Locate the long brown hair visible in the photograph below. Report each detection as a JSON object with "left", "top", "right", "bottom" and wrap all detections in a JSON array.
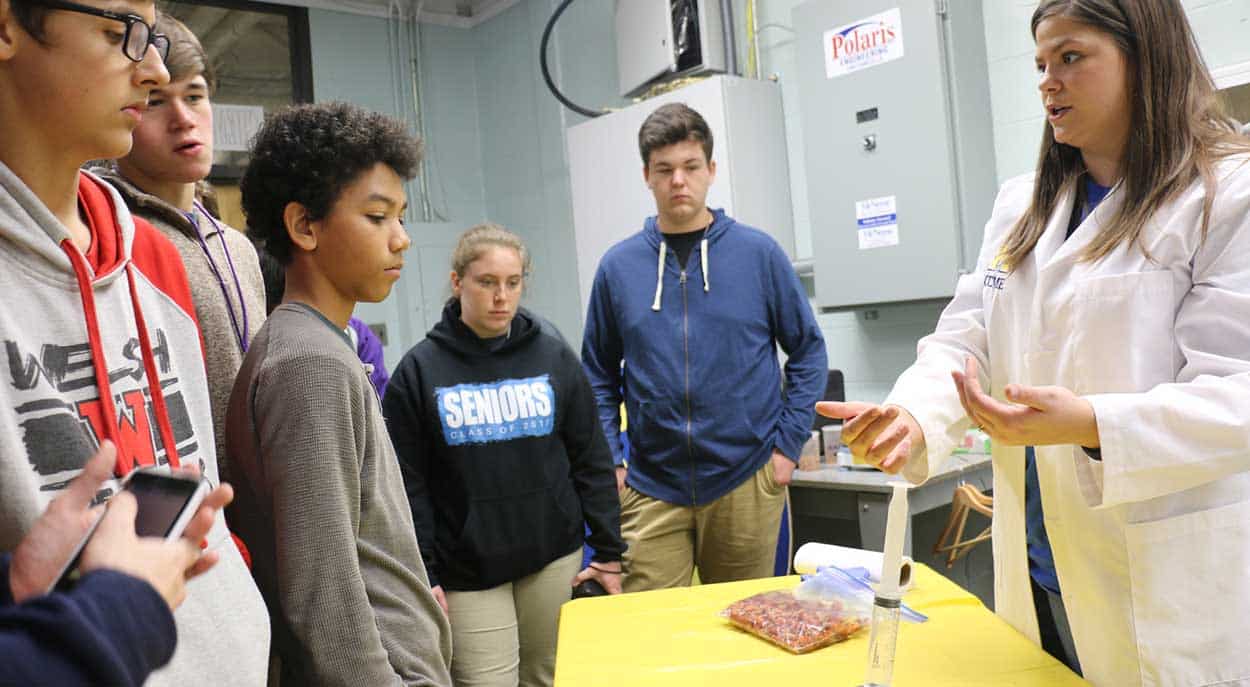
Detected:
[{"left": 999, "top": 0, "right": 1249, "bottom": 269}]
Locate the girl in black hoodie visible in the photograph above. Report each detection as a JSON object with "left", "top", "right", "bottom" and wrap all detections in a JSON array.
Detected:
[{"left": 382, "top": 224, "right": 624, "bottom": 687}]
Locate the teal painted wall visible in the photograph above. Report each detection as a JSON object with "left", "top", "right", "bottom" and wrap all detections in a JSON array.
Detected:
[
  {"left": 306, "top": 2, "right": 623, "bottom": 362},
  {"left": 307, "top": 0, "right": 1250, "bottom": 396},
  {"left": 308, "top": 10, "right": 484, "bottom": 366},
  {"left": 306, "top": 1, "right": 941, "bottom": 401}
]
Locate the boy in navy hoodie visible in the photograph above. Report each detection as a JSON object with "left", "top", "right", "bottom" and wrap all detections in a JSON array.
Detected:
[{"left": 581, "top": 103, "right": 827, "bottom": 591}]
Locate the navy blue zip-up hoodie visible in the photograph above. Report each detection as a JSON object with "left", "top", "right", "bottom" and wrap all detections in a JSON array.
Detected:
[{"left": 582, "top": 209, "right": 827, "bottom": 506}]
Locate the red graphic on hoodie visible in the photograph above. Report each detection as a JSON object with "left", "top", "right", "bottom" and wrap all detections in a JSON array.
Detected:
[
  {"left": 5, "top": 335, "right": 198, "bottom": 481},
  {"left": 77, "top": 389, "right": 158, "bottom": 474}
]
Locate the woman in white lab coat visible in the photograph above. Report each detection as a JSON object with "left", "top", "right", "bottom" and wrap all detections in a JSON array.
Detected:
[{"left": 819, "top": 1, "right": 1250, "bottom": 685}]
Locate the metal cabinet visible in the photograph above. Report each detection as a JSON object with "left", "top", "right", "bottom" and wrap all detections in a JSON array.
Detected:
[
  {"left": 567, "top": 75, "right": 794, "bottom": 319},
  {"left": 793, "top": 0, "right": 997, "bottom": 311},
  {"left": 614, "top": 0, "right": 727, "bottom": 97}
]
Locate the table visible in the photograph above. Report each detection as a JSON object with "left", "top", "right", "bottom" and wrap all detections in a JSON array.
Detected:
[
  {"left": 555, "top": 563, "right": 1087, "bottom": 686},
  {"left": 790, "top": 453, "right": 993, "bottom": 555}
]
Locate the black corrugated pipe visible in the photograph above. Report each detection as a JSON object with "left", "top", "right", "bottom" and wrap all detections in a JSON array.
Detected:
[{"left": 540, "top": 0, "right": 602, "bottom": 118}]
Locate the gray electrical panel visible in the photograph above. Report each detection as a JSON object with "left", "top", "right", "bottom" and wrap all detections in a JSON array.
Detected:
[
  {"left": 794, "top": 0, "right": 997, "bottom": 311},
  {"left": 615, "top": 0, "right": 726, "bottom": 97}
]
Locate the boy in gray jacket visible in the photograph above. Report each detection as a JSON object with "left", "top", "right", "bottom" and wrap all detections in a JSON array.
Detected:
[
  {"left": 92, "top": 13, "right": 266, "bottom": 481},
  {"left": 226, "top": 102, "right": 453, "bottom": 686}
]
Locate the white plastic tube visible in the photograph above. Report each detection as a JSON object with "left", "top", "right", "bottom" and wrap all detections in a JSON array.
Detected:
[{"left": 877, "top": 483, "right": 911, "bottom": 599}]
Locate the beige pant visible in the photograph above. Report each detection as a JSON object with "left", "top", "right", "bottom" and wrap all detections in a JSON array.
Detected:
[
  {"left": 444, "top": 548, "right": 582, "bottom": 687},
  {"left": 620, "top": 462, "right": 786, "bottom": 592}
]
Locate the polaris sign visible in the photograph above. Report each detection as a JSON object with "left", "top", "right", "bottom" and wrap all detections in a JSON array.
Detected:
[{"left": 823, "top": 7, "right": 905, "bottom": 79}]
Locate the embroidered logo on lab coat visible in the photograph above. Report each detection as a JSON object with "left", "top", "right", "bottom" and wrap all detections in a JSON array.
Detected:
[
  {"left": 435, "top": 375, "right": 555, "bottom": 446},
  {"left": 984, "top": 247, "right": 1011, "bottom": 291}
]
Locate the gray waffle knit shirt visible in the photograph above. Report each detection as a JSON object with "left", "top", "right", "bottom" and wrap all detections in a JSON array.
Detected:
[{"left": 225, "top": 303, "right": 453, "bottom": 686}]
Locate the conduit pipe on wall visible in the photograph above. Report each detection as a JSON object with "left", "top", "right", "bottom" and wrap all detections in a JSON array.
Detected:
[{"left": 719, "top": 0, "right": 738, "bottom": 75}]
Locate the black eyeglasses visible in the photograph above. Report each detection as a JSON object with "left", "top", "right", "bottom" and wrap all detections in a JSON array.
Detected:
[{"left": 28, "top": 0, "right": 170, "bottom": 63}]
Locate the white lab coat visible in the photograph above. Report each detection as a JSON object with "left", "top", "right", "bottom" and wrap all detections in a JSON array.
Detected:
[{"left": 885, "top": 155, "right": 1250, "bottom": 687}]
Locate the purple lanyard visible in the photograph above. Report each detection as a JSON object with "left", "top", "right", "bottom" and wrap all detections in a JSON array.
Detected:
[{"left": 188, "top": 202, "right": 250, "bottom": 353}]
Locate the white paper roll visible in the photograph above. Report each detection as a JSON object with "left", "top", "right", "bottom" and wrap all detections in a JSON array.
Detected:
[
  {"left": 878, "top": 483, "right": 910, "bottom": 597},
  {"left": 793, "top": 542, "right": 914, "bottom": 590}
]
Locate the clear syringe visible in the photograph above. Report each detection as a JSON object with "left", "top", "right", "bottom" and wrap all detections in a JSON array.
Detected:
[
  {"left": 860, "top": 482, "right": 910, "bottom": 687},
  {"left": 862, "top": 594, "right": 902, "bottom": 686}
]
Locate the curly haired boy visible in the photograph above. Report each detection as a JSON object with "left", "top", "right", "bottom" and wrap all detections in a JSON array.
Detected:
[{"left": 225, "top": 101, "right": 452, "bottom": 687}]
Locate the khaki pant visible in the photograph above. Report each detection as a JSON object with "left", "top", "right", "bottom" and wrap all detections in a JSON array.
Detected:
[
  {"left": 620, "top": 462, "right": 786, "bottom": 592},
  {"left": 444, "top": 548, "right": 582, "bottom": 687}
]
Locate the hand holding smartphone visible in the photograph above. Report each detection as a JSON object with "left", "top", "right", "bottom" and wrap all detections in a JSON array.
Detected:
[
  {"left": 124, "top": 470, "right": 212, "bottom": 540},
  {"left": 51, "top": 469, "right": 210, "bottom": 594}
]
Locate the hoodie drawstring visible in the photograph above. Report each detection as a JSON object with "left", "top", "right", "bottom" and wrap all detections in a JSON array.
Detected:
[
  {"left": 126, "top": 266, "right": 181, "bottom": 470},
  {"left": 651, "top": 241, "right": 667, "bottom": 311},
  {"left": 700, "top": 237, "right": 709, "bottom": 293},
  {"left": 652, "top": 236, "right": 713, "bottom": 311},
  {"left": 62, "top": 240, "right": 181, "bottom": 474}
]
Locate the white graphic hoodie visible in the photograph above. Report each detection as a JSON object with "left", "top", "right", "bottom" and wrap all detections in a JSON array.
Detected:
[{"left": 0, "top": 163, "right": 269, "bottom": 686}]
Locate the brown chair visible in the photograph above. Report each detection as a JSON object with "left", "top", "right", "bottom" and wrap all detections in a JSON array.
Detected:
[{"left": 934, "top": 484, "right": 993, "bottom": 568}]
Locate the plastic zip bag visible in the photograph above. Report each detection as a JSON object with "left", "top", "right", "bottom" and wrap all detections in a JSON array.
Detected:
[
  {"left": 721, "top": 571, "right": 872, "bottom": 653},
  {"left": 801, "top": 565, "right": 928, "bottom": 624}
]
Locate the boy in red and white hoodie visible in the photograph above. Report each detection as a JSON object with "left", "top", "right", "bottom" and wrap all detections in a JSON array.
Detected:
[{"left": 0, "top": 2, "right": 269, "bottom": 685}]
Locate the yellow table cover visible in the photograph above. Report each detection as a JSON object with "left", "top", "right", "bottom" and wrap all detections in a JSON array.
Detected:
[{"left": 556, "top": 563, "right": 1088, "bottom": 686}]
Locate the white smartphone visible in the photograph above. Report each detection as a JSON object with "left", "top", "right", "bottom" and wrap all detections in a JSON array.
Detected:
[{"left": 49, "top": 468, "right": 210, "bottom": 593}]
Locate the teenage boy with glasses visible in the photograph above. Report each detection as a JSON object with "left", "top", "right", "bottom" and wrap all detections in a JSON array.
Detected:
[
  {"left": 0, "top": 2, "right": 270, "bottom": 686},
  {"left": 23, "top": 0, "right": 170, "bottom": 62}
]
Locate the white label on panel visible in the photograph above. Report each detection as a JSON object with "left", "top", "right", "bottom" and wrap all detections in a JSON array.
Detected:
[
  {"left": 212, "top": 104, "right": 266, "bottom": 152},
  {"left": 856, "top": 195, "right": 899, "bottom": 250},
  {"left": 823, "top": 7, "right": 905, "bottom": 79}
]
